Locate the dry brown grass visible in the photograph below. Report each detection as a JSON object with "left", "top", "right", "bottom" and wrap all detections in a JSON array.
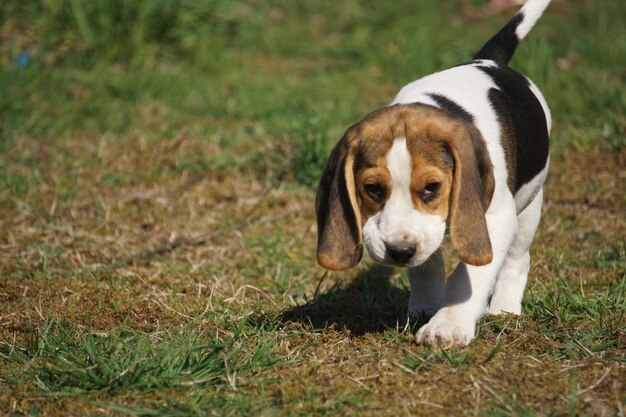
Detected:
[{"left": 1, "top": 126, "right": 624, "bottom": 416}]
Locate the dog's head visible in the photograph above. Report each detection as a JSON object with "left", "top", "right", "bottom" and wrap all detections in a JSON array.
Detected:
[{"left": 316, "top": 103, "right": 495, "bottom": 270}]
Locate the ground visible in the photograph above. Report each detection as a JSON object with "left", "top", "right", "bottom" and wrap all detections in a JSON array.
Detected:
[{"left": 0, "top": 0, "right": 624, "bottom": 416}]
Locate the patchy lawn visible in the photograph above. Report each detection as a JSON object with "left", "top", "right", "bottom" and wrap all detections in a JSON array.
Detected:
[{"left": 1, "top": 0, "right": 624, "bottom": 416}]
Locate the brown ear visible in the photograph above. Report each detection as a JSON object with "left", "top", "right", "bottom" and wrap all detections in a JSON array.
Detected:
[
  {"left": 447, "top": 126, "right": 495, "bottom": 266},
  {"left": 315, "top": 130, "right": 362, "bottom": 271}
]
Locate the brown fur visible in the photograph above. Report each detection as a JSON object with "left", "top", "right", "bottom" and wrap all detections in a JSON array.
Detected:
[
  {"left": 497, "top": 108, "right": 518, "bottom": 192},
  {"left": 316, "top": 128, "right": 363, "bottom": 271},
  {"left": 316, "top": 103, "right": 496, "bottom": 270},
  {"left": 444, "top": 123, "right": 495, "bottom": 265}
]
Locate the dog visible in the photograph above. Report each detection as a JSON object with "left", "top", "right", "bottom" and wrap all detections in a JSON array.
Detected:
[{"left": 315, "top": 0, "right": 551, "bottom": 346}]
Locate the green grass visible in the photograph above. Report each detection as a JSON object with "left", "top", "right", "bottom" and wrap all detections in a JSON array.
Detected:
[
  {"left": 1, "top": 0, "right": 625, "bottom": 416},
  {"left": 4, "top": 320, "right": 277, "bottom": 396},
  {"left": 523, "top": 277, "right": 625, "bottom": 361},
  {"left": 2, "top": 316, "right": 286, "bottom": 415}
]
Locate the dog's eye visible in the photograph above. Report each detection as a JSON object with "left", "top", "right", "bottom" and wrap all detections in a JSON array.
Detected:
[
  {"left": 421, "top": 182, "right": 440, "bottom": 202},
  {"left": 364, "top": 183, "right": 385, "bottom": 203}
]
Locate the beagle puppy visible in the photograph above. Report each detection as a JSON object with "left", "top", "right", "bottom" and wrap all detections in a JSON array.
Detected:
[{"left": 316, "top": 0, "right": 551, "bottom": 346}]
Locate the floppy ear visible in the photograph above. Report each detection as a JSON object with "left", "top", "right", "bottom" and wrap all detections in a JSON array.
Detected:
[
  {"left": 315, "top": 130, "right": 362, "bottom": 271},
  {"left": 447, "top": 126, "right": 495, "bottom": 266}
]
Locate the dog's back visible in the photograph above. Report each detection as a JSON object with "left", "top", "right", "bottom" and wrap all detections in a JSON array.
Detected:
[{"left": 392, "top": 0, "right": 551, "bottom": 213}]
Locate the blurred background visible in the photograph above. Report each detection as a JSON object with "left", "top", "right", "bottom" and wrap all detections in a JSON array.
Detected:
[{"left": 1, "top": 0, "right": 623, "bottom": 189}]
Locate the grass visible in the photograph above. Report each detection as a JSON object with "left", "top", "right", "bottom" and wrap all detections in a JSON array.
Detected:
[
  {"left": 5, "top": 320, "right": 277, "bottom": 395},
  {"left": 2, "top": 317, "right": 282, "bottom": 416},
  {"left": 1, "top": 0, "right": 625, "bottom": 415}
]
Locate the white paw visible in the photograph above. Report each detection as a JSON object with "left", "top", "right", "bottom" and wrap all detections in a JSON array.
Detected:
[{"left": 415, "top": 312, "right": 475, "bottom": 346}]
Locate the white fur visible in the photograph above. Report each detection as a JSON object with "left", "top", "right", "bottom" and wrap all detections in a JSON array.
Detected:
[
  {"left": 489, "top": 188, "right": 544, "bottom": 314},
  {"left": 389, "top": 54, "right": 549, "bottom": 347},
  {"left": 515, "top": 162, "right": 548, "bottom": 213},
  {"left": 363, "top": 139, "right": 446, "bottom": 267},
  {"left": 472, "top": 59, "right": 499, "bottom": 68},
  {"left": 416, "top": 188, "right": 519, "bottom": 346},
  {"left": 516, "top": 0, "right": 552, "bottom": 40}
]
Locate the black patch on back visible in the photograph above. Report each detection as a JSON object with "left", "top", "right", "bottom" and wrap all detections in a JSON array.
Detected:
[
  {"left": 478, "top": 65, "right": 549, "bottom": 192},
  {"left": 474, "top": 13, "right": 524, "bottom": 65},
  {"left": 428, "top": 93, "right": 474, "bottom": 123}
]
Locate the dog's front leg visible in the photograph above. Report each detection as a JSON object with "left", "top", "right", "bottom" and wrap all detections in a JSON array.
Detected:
[
  {"left": 408, "top": 249, "right": 445, "bottom": 317},
  {"left": 415, "top": 197, "right": 518, "bottom": 346}
]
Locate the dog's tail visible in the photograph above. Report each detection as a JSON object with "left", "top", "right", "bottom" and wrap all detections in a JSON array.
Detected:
[{"left": 473, "top": 0, "right": 551, "bottom": 65}]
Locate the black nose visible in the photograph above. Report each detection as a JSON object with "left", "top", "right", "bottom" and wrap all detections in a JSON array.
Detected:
[{"left": 386, "top": 243, "right": 416, "bottom": 264}]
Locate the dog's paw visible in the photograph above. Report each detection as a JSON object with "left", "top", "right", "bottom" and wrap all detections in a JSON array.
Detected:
[{"left": 415, "top": 311, "right": 475, "bottom": 346}]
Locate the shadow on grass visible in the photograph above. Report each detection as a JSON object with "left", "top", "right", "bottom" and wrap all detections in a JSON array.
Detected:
[{"left": 276, "top": 265, "right": 428, "bottom": 336}]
